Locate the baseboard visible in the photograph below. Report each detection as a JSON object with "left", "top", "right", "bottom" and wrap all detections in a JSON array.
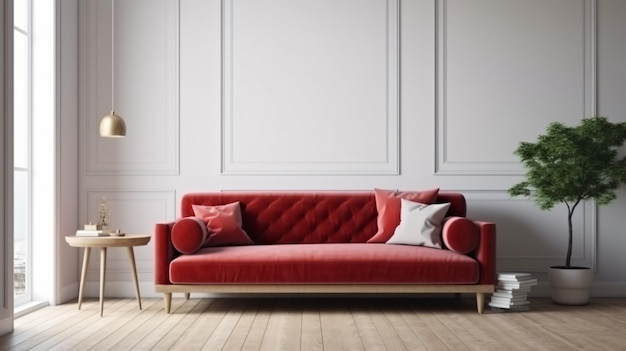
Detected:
[
  {"left": 590, "top": 281, "right": 626, "bottom": 297},
  {"left": 517, "top": 281, "right": 626, "bottom": 298},
  {"left": 82, "top": 281, "right": 161, "bottom": 298},
  {"left": 57, "top": 282, "right": 80, "bottom": 304},
  {"left": 76, "top": 281, "right": 626, "bottom": 299}
]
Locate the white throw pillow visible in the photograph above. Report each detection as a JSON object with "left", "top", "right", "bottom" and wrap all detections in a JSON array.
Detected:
[{"left": 386, "top": 198, "right": 451, "bottom": 248}]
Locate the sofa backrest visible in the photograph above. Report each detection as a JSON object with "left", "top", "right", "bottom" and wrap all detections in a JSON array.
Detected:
[{"left": 181, "top": 191, "right": 466, "bottom": 244}]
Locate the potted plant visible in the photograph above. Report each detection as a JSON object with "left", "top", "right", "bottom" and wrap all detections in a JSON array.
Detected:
[{"left": 508, "top": 116, "right": 626, "bottom": 305}]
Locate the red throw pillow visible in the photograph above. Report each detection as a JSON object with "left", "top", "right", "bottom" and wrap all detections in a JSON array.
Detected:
[
  {"left": 171, "top": 216, "right": 208, "bottom": 254},
  {"left": 367, "top": 187, "right": 440, "bottom": 243},
  {"left": 442, "top": 216, "right": 479, "bottom": 254},
  {"left": 192, "top": 201, "right": 254, "bottom": 246}
]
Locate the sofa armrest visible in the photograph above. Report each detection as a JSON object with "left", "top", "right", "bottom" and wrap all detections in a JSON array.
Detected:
[
  {"left": 472, "top": 221, "right": 496, "bottom": 285},
  {"left": 154, "top": 222, "right": 178, "bottom": 285}
]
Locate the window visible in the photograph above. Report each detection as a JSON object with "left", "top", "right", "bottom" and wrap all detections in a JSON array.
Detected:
[{"left": 13, "top": 0, "right": 31, "bottom": 307}]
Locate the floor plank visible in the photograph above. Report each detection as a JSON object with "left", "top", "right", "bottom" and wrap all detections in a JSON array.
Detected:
[
  {"left": 200, "top": 299, "right": 249, "bottom": 350},
  {"left": 39, "top": 299, "right": 136, "bottom": 351},
  {"left": 2, "top": 297, "right": 626, "bottom": 351},
  {"left": 410, "top": 303, "right": 470, "bottom": 351},
  {"left": 300, "top": 299, "right": 324, "bottom": 351},
  {"left": 259, "top": 299, "right": 302, "bottom": 351},
  {"left": 350, "top": 305, "right": 386, "bottom": 351},
  {"left": 221, "top": 300, "right": 258, "bottom": 351},
  {"left": 367, "top": 304, "right": 412, "bottom": 350},
  {"left": 240, "top": 300, "right": 271, "bottom": 351},
  {"left": 131, "top": 297, "right": 207, "bottom": 350},
  {"left": 319, "top": 300, "right": 364, "bottom": 351},
  {"left": 150, "top": 298, "right": 216, "bottom": 351}
]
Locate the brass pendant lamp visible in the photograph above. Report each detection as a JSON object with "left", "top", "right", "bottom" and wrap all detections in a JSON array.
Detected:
[{"left": 99, "top": 0, "right": 126, "bottom": 137}]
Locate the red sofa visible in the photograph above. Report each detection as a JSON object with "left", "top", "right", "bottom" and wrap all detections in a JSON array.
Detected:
[{"left": 154, "top": 191, "right": 496, "bottom": 313}]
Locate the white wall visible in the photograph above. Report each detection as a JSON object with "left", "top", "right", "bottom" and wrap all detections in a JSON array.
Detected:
[{"left": 60, "top": 0, "right": 626, "bottom": 300}]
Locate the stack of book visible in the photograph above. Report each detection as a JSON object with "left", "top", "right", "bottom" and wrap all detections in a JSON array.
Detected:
[
  {"left": 76, "top": 223, "right": 110, "bottom": 237},
  {"left": 489, "top": 272, "right": 537, "bottom": 311},
  {"left": 75, "top": 229, "right": 110, "bottom": 237}
]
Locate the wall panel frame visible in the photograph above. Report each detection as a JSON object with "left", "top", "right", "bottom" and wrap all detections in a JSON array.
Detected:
[
  {"left": 83, "top": 0, "right": 180, "bottom": 175},
  {"left": 81, "top": 190, "right": 176, "bottom": 283},
  {"left": 435, "top": 0, "right": 596, "bottom": 175},
  {"left": 222, "top": 0, "right": 399, "bottom": 175}
]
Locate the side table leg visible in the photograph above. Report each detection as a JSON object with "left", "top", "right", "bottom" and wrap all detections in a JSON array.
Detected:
[
  {"left": 99, "top": 247, "right": 107, "bottom": 317},
  {"left": 77, "top": 247, "right": 91, "bottom": 310},
  {"left": 127, "top": 246, "right": 142, "bottom": 310}
]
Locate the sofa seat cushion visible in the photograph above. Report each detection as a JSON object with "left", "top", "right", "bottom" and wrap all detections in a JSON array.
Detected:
[{"left": 169, "top": 243, "right": 479, "bottom": 284}]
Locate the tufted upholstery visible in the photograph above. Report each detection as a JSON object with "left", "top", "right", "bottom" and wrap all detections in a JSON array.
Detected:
[{"left": 180, "top": 192, "right": 466, "bottom": 244}]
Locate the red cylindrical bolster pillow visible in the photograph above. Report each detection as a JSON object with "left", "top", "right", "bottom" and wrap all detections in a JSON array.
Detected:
[
  {"left": 171, "top": 216, "right": 208, "bottom": 254},
  {"left": 442, "top": 216, "right": 479, "bottom": 254}
]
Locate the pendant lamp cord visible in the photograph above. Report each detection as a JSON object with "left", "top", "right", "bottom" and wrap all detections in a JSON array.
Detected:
[{"left": 111, "top": 0, "right": 115, "bottom": 110}]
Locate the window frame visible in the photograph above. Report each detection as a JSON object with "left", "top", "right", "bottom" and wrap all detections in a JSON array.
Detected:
[{"left": 12, "top": 0, "right": 32, "bottom": 308}]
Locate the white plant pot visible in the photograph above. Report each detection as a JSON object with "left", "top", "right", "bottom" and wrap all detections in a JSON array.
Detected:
[{"left": 548, "top": 266, "right": 593, "bottom": 305}]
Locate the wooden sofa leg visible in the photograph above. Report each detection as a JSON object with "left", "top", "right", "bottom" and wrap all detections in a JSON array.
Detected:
[
  {"left": 184, "top": 293, "right": 190, "bottom": 300},
  {"left": 476, "top": 293, "right": 485, "bottom": 314},
  {"left": 163, "top": 292, "right": 172, "bottom": 313}
]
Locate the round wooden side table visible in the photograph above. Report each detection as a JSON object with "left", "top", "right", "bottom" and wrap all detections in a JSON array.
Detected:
[{"left": 65, "top": 235, "right": 151, "bottom": 316}]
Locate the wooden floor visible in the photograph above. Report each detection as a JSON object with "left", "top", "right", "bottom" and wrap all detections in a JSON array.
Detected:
[{"left": 1, "top": 296, "right": 625, "bottom": 350}]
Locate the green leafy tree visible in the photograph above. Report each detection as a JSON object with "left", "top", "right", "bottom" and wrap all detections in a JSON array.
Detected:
[{"left": 509, "top": 117, "right": 626, "bottom": 267}]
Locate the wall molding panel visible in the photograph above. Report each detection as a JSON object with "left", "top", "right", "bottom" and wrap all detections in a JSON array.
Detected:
[
  {"left": 83, "top": 190, "right": 176, "bottom": 281},
  {"left": 83, "top": 0, "right": 180, "bottom": 175},
  {"left": 435, "top": 0, "right": 596, "bottom": 175},
  {"left": 463, "top": 190, "right": 596, "bottom": 273},
  {"left": 222, "top": 0, "right": 399, "bottom": 175},
  {"left": 84, "top": 189, "right": 176, "bottom": 233}
]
